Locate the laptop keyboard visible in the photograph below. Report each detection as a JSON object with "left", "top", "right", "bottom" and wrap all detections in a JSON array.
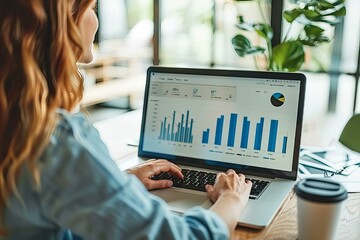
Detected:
[{"left": 151, "top": 169, "right": 270, "bottom": 200}]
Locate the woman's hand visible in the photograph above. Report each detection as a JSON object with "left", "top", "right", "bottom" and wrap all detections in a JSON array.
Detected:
[
  {"left": 206, "top": 169, "right": 252, "bottom": 232},
  {"left": 126, "top": 159, "right": 183, "bottom": 190},
  {"left": 206, "top": 169, "right": 252, "bottom": 208}
]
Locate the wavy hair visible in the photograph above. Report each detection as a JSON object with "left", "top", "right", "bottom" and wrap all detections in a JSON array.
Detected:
[{"left": 0, "top": 0, "right": 94, "bottom": 234}]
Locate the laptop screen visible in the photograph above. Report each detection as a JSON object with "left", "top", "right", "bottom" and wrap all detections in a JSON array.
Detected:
[{"left": 139, "top": 67, "right": 306, "bottom": 180}]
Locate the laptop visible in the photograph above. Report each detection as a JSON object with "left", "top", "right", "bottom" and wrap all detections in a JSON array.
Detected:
[{"left": 134, "top": 66, "right": 306, "bottom": 229}]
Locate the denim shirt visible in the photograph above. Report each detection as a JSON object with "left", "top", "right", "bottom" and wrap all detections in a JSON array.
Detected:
[{"left": 3, "top": 110, "right": 229, "bottom": 240}]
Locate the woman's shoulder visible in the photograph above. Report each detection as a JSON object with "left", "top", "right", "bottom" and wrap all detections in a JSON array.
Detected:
[
  {"left": 55, "top": 108, "right": 92, "bottom": 136},
  {"left": 38, "top": 108, "right": 124, "bottom": 187},
  {"left": 39, "top": 109, "right": 112, "bottom": 171},
  {"left": 51, "top": 109, "right": 104, "bottom": 149}
]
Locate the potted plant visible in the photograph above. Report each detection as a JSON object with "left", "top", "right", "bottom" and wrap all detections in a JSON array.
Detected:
[{"left": 231, "top": 0, "right": 346, "bottom": 72}]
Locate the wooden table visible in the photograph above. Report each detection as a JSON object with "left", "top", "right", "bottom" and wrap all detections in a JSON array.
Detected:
[{"left": 94, "top": 110, "right": 360, "bottom": 240}]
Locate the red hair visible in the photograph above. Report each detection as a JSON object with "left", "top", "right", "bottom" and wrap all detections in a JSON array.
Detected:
[{"left": 0, "top": 0, "right": 94, "bottom": 234}]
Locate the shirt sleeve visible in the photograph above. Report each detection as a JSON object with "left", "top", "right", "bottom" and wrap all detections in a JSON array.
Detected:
[{"left": 38, "top": 112, "right": 229, "bottom": 240}]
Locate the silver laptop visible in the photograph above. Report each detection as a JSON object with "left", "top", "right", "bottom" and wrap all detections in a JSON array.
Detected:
[{"left": 135, "top": 66, "right": 306, "bottom": 229}]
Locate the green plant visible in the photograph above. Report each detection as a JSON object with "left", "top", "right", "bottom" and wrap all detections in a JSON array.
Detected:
[{"left": 231, "top": 0, "right": 346, "bottom": 72}]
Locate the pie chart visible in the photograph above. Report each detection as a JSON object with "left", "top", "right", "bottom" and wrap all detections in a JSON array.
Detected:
[{"left": 271, "top": 93, "right": 285, "bottom": 107}]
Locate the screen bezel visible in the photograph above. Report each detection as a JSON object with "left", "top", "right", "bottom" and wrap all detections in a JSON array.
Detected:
[{"left": 138, "top": 66, "right": 306, "bottom": 180}]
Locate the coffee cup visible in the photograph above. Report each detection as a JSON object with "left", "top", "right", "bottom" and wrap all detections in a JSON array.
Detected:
[{"left": 295, "top": 177, "right": 348, "bottom": 240}]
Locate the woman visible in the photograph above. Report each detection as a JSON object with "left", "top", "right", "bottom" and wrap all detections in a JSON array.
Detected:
[{"left": 0, "top": 0, "right": 252, "bottom": 239}]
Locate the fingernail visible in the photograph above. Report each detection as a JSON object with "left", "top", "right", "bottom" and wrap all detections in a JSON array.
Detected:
[{"left": 167, "top": 181, "right": 173, "bottom": 187}]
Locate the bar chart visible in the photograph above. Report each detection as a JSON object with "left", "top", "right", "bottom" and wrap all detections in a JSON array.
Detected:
[
  {"left": 158, "top": 110, "right": 194, "bottom": 143},
  {"left": 157, "top": 110, "right": 288, "bottom": 154},
  {"left": 202, "top": 113, "right": 288, "bottom": 154}
]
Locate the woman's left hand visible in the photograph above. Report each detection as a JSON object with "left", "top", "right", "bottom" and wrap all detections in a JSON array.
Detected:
[{"left": 126, "top": 159, "right": 183, "bottom": 190}]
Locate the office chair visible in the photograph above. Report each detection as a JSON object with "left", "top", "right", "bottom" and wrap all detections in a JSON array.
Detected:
[{"left": 339, "top": 113, "right": 360, "bottom": 153}]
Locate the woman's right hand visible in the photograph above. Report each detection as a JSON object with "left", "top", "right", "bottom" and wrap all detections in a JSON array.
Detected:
[{"left": 206, "top": 169, "right": 252, "bottom": 212}]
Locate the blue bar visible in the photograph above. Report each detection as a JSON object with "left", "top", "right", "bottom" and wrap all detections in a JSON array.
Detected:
[
  {"left": 184, "top": 111, "right": 189, "bottom": 143},
  {"left": 163, "top": 117, "right": 167, "bottom": 140},
  {"left": 282, "top": 136, "right": 288, "bottom": 154},
  {"left": 227, "top": 113, "right": 238, "bottom": 147},
  {"left": 254, "top": 117, "right": 264, "bottom": 150},
  {"left": 180, "top": 114, "right": 184, "bottom": 142},
  {"left": 167, "top": 123, "right": 171, "bottom": 140},
  {"left": 202, "top": 128, "right": 210, "bottom": 144},
  {"left": 246, "top": 121, "right": 250, "bottom": 147},
  {"left": 175, "top": 123, "right": 180, "bottom": 142},
  {"left": 268, "top": 120, "right": 278, "bottom": 152},
  {"left": 214, "top": 115, "right": 224, "bottom": 145},
  {"left": 240, "top": 117, "right": 250, "bottom": 149},
  {"left": 189, "top": 119, "right": 194, "bottom": 143},
  {"left": 171, "top": 111, "right": 175, "bottom": 141},
  {"left": 159, "top": 122, "right": 163, "bottom": 140}
]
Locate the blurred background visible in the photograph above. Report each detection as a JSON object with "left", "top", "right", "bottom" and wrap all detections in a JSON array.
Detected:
[{"left": 80, "top": 0, "right": 360, "bottom": 148}]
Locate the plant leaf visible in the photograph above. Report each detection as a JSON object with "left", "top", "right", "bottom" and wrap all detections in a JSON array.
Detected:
[
  {"left": 231, "top": 35, "right": 265, "bottom": 57},
  {"left": 283, "top": 9, "right": 303, "bottom": 23},
  {"left": 307, "top": 17, "right": 341, "bottom": 25},
  {"left": 291, "top": 0, "right": 345, "bottom": 6},
  {"left": 271, "top": 41, "right": 305, "bottom": 72},
  {"left": 300, "top": 25, "right": 329, "bottom": 46},
  {"left": 303, "top": 9, "right": 321, "bottom": 19},
  {"left": 254, "top": 23, "right": 273, "bottom": 40},
  {"left": 304, "top": 24, "right": 324, "bottom": 36},
  {"left": 318, "top": 0, "right": 346, "bottom": 8},
  {"left": 323, "top": 6, "right": 346, "bottom": 17},
  {"left": 235, "top": 21, "right": 256, "bottom": 32},
  {"left": 285, "top": 0, "right": 346, "bottom": 25},
  {"left": 299, "top": 36, "right": 329, "bottom": 46},
  {"left": 317, "top": 0, "right": 336, "bottom": 10},
  {"left": 235, "top": 19, "right": 273, "bottom": 41}
]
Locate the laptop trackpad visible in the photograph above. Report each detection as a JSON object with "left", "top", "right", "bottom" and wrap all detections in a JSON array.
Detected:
[{"left": 151, "top": 188, "right": 211, "bottom": 213}]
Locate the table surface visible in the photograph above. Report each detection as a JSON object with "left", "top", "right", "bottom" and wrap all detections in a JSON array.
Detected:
[{"left": 94, "top": 109, "right": 360, "bottom": 240}]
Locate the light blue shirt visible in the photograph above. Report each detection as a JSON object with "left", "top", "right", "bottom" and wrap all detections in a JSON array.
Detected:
[{"left": 3, "top": 110, "right": 229, "bottom": 240}]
